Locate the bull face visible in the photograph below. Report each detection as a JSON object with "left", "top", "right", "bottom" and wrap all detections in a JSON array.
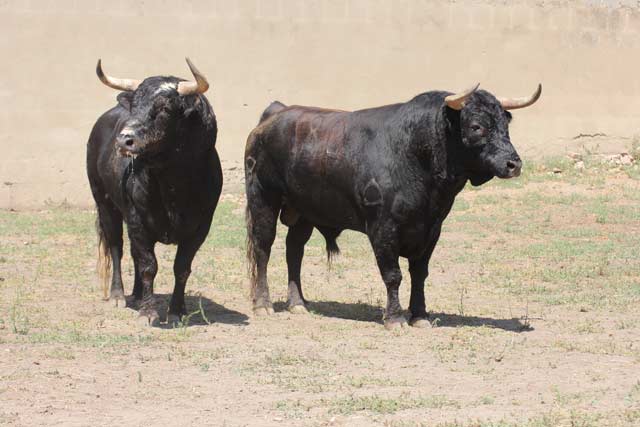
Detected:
[
  {"left": 115, "top": 81, "right": 182, "bottom": 158},
  {"left": 96, "top": 59, "right": 210, "bottom": 159},
  {"left": 445, "top": 84, "right": 541, "bottom": 186},
  {"left": 460, "top": 91, "right": 522, "bottom": 182}
]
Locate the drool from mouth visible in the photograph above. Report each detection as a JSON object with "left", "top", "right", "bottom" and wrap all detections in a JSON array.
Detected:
[{"left": 118, "top": 147, "right": 138, "bottom": 159}]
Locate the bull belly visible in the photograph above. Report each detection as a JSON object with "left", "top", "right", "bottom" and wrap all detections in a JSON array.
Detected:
[{"left": 286, "top": 189, "right": 361, "bottom": 230}]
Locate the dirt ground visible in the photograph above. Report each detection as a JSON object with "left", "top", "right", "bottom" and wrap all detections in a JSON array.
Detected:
[{"left": 1, "top": 157, "right": 639, "bottom": 426}]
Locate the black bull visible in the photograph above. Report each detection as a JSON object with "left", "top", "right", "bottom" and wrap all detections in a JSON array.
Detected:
[
  {"left": 87, "top": 59, "right": 222, "bottom": 326},
  {"left": 245, "top": 84, "right": 541, "bottom": 329}
]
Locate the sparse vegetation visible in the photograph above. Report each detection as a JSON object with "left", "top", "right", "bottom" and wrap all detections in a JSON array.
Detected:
[{"left": 1, "top": 159, "right": 639, "bottom": 425}]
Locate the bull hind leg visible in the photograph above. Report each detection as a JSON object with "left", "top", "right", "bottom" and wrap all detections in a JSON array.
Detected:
[
  {"left": 96, "top": 202, "right": 126, "bottom": 308},
  {"left": 246, "top": 185, "right": 280, "bottom": 316},
  {"left": 285, "top": 219, "right": 314, "bottom": 313}
]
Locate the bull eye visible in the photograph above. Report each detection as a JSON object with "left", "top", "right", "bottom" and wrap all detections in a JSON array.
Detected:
[{"left": 470, "top": 124, "right": 487, "bottom": 137}]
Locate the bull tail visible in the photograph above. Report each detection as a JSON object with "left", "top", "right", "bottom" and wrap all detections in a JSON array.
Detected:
[
  {"left": 259, "top": 101, "right": 287, "bottom": 124},
  {"left": 245, "top": 205, "right": 259, "bottom": 301},
  {"left": 95, "top": 214, "right": 111, "bottom": 300}
]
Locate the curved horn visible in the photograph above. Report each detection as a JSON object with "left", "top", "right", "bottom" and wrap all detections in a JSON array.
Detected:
[
  {"left": 499, "top": 84, "right": 542, "bottom": 110},
  {"left": 444, "top": 83, "right": 480, "bottom": 110},
  {"left": 96, "top": 59, "right": 141, "bottom": 92},
  {"left": 177, "top": 58, "right": 209, "bottom": 96}
]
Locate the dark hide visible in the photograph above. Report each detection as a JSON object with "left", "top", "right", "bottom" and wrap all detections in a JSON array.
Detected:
[
  {"left": 87, "top": 75, "right": 222, "bottom": 326},
  {"left": 244, "top": 90, "right": 523, "bottom": 328},
  {"left": 259, "top": 100, "right": 287, "bottom": 124}
]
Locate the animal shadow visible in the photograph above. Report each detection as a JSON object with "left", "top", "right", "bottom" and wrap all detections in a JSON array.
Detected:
[
  {"left": 302, "top": 300, "right": 534, "bottom": 332},
  {"left": 127, "top": 293, "right": 249, "bottom": 328},
  {"left": 428, "top": 311, "right": 534, "bottom": 332},
  {"left": 305, "top": 300, "right": 383, "bottom": 323}
]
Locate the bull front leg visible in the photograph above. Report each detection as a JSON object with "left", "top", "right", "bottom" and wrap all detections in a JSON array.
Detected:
[
  {"left": 167, "top": 231, "right": 208, "bottom": 326},
  {"left": 369, "top": 223, "right": 407, "bottom": 329},
  {"left": 129, "top": 230, "right": 159, "bottom": 327},
  {"left": 408, "top": 223, "right": 442, "bottom": 328},
  {"left": 408, "top": 256, "right": 430, "bottom": 328}
]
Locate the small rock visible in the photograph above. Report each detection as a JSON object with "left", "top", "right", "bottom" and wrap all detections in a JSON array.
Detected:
[
  {"left": 605, "top": 154, "right": 622, "bottom": 165},
  {"left": 574, "top": 161, "right": 585, "bottom": 171},
  {"left": 620, "top": 153, "right": 634, "bottom": 165},
  {"left": 553, "top": 168, "right": 562, "bottom": 174}
]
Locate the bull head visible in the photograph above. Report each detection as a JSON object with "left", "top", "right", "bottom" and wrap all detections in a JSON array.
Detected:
[
  {"left": 96, "top": 59, "right": 212, "bottom": 159},
  {"left": 444, "top": 83, "right": 542, "bottom": 185}
]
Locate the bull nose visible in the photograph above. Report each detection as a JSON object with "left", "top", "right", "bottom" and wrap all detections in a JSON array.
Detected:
[
  {"left": 506, "top": 158, "right": 522, "bottom": 177},
  {"left": 117, "top": 135, "right": 135, "bottom": 147},
  {"left": 115, "top": 133, "right": 140, "bottom": 155}
]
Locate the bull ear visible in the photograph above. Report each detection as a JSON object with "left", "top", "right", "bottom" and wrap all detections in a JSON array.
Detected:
[
  {"left": 183, "top": 96, "right": 202, "bottom": 118},
  {"left": 469, "top": 172, "right": 494, "bottom": 187},
  {"left": 117, "top": 92, "right": 133, "bottom": 111}
]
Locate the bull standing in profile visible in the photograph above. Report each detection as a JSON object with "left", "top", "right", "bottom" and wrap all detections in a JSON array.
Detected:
[
  {"left": 87, "top": 59, "right": 222, "bottom": 326},
  {"left": 245, "top": 84, "right": 541, "bottom": 329}
]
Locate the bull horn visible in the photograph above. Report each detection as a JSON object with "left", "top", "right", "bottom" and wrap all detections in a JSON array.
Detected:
[
  {"left": 96, "top": 59, "right": 141, "bottom": 92},
  {"left": 499, "top": 84, "right": 542, "bottom": 110},
  {"left": 177, "top": 57, "right": 209, "bottom": 96},
  {"left": 444, "top": 83, "right": 480, "bottom": 110}
]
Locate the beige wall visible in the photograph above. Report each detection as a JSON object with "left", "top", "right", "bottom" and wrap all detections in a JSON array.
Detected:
[{"left": 2, "top": 0, "right": 640, "bottom": 208}]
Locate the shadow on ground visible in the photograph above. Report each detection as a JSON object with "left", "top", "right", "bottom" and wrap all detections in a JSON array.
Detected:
[
  {"left": 293, "top": 300, "right": 533, "bottom": 332},
  {"left": 125, "top": 293, "right": 249, "bottom": 327},
  {"left": 429, "top": 311, "right": 534, "bottom": 332}
]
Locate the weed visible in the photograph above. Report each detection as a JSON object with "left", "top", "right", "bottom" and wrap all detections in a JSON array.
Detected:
[
  {"left": 327, "top": 393, "right": 460, "bottom": 415},
  {"left": 10, "top": 282, "right": 30, "bottom": 335}
]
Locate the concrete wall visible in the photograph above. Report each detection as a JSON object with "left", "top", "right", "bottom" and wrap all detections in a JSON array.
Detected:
[{"left": 2, "top": 0, "right": 640, "bottom": 208}]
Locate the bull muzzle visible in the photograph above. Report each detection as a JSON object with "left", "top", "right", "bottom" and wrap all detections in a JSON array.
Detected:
[
  {"left": 505, "top": 157, "right": 522, "bottom": 178},
  {"left": 116, "top": 130, "right": 141, "bottom": 156}
]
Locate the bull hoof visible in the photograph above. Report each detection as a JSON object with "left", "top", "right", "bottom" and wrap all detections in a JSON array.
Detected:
[
  {"left": 288, "top": 304, "right": 308, "bottom": 314},
  {"left": 410, "top": 317, "right": 432, "bottom": 329},
  {"left": 137, "top": 311, "right": 160, "bottom": 327},
  {"left": 253, "top": 306, "right": 275, "bottom": 317},
  {"left": 384, "top": 316, "right": 408, "bottom": 330},
  {"left": 109, "top": 295, "right": 127, "bottom": 308},
  {"left": 167, "top": 314, "right": 183, "bottom": 327}
]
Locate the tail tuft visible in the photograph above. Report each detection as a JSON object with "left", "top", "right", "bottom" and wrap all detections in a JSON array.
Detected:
[{"left": 96, "top": 215, "right": 111, "bottom": 300}]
